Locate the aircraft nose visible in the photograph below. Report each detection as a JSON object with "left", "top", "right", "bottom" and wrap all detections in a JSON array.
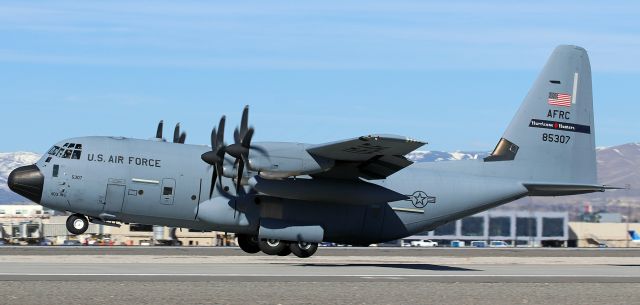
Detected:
[{"left": 7, "top": 164, "right": 44, "bottom": 203}]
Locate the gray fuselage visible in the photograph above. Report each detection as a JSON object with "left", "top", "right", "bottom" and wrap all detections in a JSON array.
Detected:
[{"left": 35, "top": 136, "right": 528, "bottom": 244}]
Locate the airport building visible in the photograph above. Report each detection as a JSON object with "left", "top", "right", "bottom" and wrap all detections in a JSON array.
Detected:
[
  {"left": 403, "top": 211, "right": 570, "bottom": 247},
  {"left": 0, "top": 204, "right": 232, "bottom": 246},
  {"left": 569, "top": 222, "right": 640, "bottom": 247},
  {"left": 2, "top": 204, "right": 639, "bottom": 247}
]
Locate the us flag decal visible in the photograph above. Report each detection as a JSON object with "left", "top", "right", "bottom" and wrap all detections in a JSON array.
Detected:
[{"left": 548, "top": 92, "right": 572, "bottom": 107}]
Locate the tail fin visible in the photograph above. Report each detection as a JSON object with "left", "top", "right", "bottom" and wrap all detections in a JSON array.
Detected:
[
  {"left": 485, "top": 45, "right": 597, "bottom": 185},
  {"left": 630, "top": 230, "right": 640, "bottom": 242}
]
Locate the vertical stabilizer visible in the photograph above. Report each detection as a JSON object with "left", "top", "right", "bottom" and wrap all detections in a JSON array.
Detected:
[{"left": 486, "top": 45, "right": 596, "bottom": 184}]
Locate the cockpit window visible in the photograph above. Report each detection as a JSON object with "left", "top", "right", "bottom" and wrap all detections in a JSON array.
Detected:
[
  {"left": 47, "top": 146, "right": 60, "bottom": 155},
  {"left": 49, "top": 143, "right": 83, "bottom": 159}
]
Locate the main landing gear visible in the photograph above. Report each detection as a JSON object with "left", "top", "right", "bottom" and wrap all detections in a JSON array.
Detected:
[
  {"left": 237, "top": 234, "right": 318, "bottom": 258},
  {"left": 237, "top": 234, "right": 260, "bottom": 254},
  {"left": 66, "top": 214, "right": 89, "bottom": 235}
]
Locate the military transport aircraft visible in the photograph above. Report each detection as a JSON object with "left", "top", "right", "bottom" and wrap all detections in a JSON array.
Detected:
[{"left": 8, "top": 45, "right": 620, "bottom": 257}]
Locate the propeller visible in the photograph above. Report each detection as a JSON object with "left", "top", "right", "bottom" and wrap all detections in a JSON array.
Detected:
[
  {"left": 155, "top": 120, "right": 186, "bottom": 144},
  {"left": 173, "top": 123, "right": 187, "bottom": 144},
  {"left": 200, "top": 116, "right": 227, "bottom": 198},
  {"left": 226, "top": 106, "right": 269, "bottom": 193},
  {"left": 156, "top": 120, "right": 164, "bottom": 139},
  {"left": 200, "top": 106, "right": 269, "bottom": 196}
]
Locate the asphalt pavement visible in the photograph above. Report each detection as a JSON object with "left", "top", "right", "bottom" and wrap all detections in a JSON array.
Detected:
[{"left": 0, "top": 247, "right": 638, "bottom": 305}]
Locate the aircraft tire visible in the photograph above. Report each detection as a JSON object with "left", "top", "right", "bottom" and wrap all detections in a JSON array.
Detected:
[
  {"left": 66, "top": 214, "right": 89, "bottom": 235},
  {"left": 290, "top": 241, "right": 318, "bottom": 258},
  {"left": 237, "top": 234, "right": 260, "bottom": 254},
  {"left": 258, "top": 239, "right": 287, "bottom": 255}
]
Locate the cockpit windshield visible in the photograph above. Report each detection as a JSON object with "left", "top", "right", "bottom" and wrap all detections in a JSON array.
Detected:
[{"left": 48, "top": 143, "right": 83, "bottom": 160}]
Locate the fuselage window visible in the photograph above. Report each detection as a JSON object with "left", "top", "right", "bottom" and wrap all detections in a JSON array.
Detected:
[
  {"left": 52, "top": 165, "right": 59, "bottom": 177},
  {"left": 163, "top": 187, "right": 173, "bottom": 196}
]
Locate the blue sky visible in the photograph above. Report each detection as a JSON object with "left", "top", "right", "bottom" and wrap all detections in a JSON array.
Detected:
[{"left": 1, "top": 1, "right": 639, "bottom": 152}]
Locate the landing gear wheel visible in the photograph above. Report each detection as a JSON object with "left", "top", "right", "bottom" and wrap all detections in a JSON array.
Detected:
[
  {"left": 290, "top": 241, "right": 318, "bottom": 258},
  {"left": 237, "top": 234, "right": 260, "bottom": 254},
  {"left": 258, "top": 238, "right": 287, "bottom": 255},
  {"left": 66, "top": 214, "right": 89, "bottom": 235}
]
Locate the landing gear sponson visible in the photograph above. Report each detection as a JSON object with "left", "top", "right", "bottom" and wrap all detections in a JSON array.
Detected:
[{"left": 237, "top": 234, "right": 318, "bottom": 258}]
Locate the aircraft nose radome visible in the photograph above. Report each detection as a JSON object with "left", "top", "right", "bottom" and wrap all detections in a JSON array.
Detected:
[{"left": 7, "top": 164, "right": 44, "bottom": 203}]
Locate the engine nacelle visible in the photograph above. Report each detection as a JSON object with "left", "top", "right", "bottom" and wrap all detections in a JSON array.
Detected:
[{"left": 196, "top": 197, "right": 250, "bottom": 227}]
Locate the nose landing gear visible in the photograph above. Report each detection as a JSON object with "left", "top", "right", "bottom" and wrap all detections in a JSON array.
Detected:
[{"left": 66, "top": 214, "right": 89, "bottom": 235}]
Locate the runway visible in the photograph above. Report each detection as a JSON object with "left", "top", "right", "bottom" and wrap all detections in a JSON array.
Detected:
[{"left": 1, "top": 247, "right": 639, "bottom": 304}]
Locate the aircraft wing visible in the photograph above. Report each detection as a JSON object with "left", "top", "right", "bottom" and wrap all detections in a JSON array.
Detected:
[{"left": 306, "top": 134, "right": 425, "bottom": 180}]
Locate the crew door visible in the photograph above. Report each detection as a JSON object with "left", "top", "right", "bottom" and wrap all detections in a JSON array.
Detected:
[{"left": 104, "top": 184, "right": 126, "bottom": 213}]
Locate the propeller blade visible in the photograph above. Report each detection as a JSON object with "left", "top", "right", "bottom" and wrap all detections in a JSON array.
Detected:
[
  {"left": 217, "top": 116, "right": 226, "bottom": 146},
  {"left": 233, "top": 128, "right": 241, "bottom": 144},
  {"left": 178, "top": 132, "right": 186, "bottom": 144},
  {"left": 240, "top": 105, "right": 249, "bottom": 137},
  {"left": 236, "top": 158, "right": 245, "bottom": 193},
  {"left": 209, "top": 165, "right": 217, "bottom": 199},
  {"left": 224, "top": 143, "right": 241, "bottom": 159},
  {"left": 242, "top": 128, "right": 254, "bottom": 148},
  {"left": 215, "top": 163, "right": 224, "bottom": 190},
  {"left": 173, "top": 123, "right": 180, "bottom": 143},
  {"left": 201, "top": 151, "right": 220, "bottom": 165},
  {"left": 156, "top": 120, "right": 164, "bottom": 139},
  {"left": 211, "top": 127, "right": 217, "bottom": 149}
]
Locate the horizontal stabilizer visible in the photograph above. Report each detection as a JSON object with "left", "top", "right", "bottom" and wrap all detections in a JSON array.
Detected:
[{"left": 523, "top": 183, "right": 627, "bottom": 196}]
